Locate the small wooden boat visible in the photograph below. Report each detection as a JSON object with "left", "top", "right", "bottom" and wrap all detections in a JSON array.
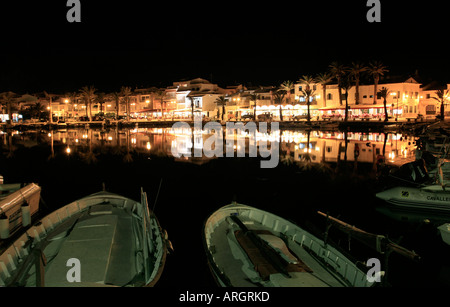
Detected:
[
  {"left": 203, "top": 203, "right": 375, "bottom": 287},
  {"left": 0, "top": 189, "right": 168, "bottom": 287}
]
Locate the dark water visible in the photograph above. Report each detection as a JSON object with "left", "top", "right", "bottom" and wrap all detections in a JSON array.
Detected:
[{"left": 1, "top": 127, "right": 450, "bottom": 289}]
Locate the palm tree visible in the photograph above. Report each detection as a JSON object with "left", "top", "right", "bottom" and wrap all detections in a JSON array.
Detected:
[
  {"left": 248, "top": 93, "right": 258, "bottom": 120},
  {"left": 368, "top": 61, "right": 389, "bottom": 105},
  {"left": 329, "top": 62, "right": 347, "bottom": 106},
  {"left": 79, "top": 86, "right": 97, "bottom": 121},
  {"left": 214, "top": 96, "right": 227, "bottom": 121},
  {"left": 340, "top": 77, "right": 353, "bottom": 122},
  {"left": 155, "top": 89, "right": 166, "bottom": 119},
  {"left": 431, "top": 89, "right": 450, "bottom": 120},
  {"left": 0, "top": 92, "right": 17, "bottom": 124},
  {"left": 31, "top": 101, "right": 45, "bottom": 119},
  {"left": 120, "top": 86, "right": 132, "bottom": 121},
  {"left": 299, "top": 75, "right": 316, "bottom": 122},
  {"left": 315, "top": 72, "right": 333, "bottom": 108},
  {"left": 349, "top": 62, "right": 367, "bottom": 105},
  {"left": 279, "top": 81, "right": 294, "bottom": 104},
  {"left": 273, "top": 91, "right": 285, "bottom": 121},
  {"left": 66, "top": 92, "right": 78, "bottom": 119},
  {"left": 299, "top": 75, "right": 315, "bottom": 90},
  {"left": 96, "top": 92, "right": 106, "bottom": 116},
  {"left": 43, "top": 91, "right": 55, "bottom": 123},
  {"left": 377, "top": 87, "right": 391, "bottom": 121},
  {"left": 110, "top": 92, "right": 121, "bottom": 119}
]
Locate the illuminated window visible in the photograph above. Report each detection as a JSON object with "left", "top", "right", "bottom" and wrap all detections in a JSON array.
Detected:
[{"left": 426, "top": 105, "right": 436, "bottom": 115}]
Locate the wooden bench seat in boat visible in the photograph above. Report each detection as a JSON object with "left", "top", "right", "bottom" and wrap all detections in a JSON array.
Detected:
[{"left": 234, "top": 229, "right": 312, "bottom": 281}]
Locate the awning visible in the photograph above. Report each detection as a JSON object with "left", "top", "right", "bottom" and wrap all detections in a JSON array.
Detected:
[
  {"left": 319, "top": 104, "right": 387, "bottom": 111},
  {"left": 172, "top": 108, "right": 203, "bottom": 112},
  {"left": 137, "top": 109, "right": 158, "bottom": 113}
]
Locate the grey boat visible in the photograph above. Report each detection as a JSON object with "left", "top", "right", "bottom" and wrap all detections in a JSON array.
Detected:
[
  {"left": 203, "top": 203, "right": 376, "bottom": 287},
  {"left": 0, "top": 189, "right": 168, "bottom": 287}
]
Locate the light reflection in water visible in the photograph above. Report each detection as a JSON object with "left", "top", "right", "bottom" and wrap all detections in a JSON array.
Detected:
[{"left": 0, "top": 128, "right": 418, "bottom": 166}]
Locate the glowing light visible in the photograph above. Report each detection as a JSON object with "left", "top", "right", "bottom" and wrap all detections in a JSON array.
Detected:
[{"left": 66, "top": 147, "right": 71, "bottom": 154}]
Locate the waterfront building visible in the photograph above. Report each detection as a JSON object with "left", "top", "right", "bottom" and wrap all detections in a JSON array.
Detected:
[
  {"left": 418, "top": 82, "right": 450, "bottom": 120},
  {"left": 5, "top": 73, "right": 450, "bottom": 123},
  {"left": 294, "top": 76, "right": 423, "bottom": 121},
  {"left": 167, "top": 78, "right": 237, "bottom": 120}
]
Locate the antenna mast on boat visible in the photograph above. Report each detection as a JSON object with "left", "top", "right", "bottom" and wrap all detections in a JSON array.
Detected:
[{"left": 152, "top": 178, "right": 163, "bottom": 213}]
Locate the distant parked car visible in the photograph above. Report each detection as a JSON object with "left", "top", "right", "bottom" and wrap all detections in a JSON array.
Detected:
[
  {"left": 241, "top": 114, "right": 254, "bottom": 120},
  {"left": 257, "top": 113, "right": 272, "bottom": 121},
  {"left": 293, "top": 114, "right": 308, "bottom": 121},
  {"left": 322, "top": 113, "right": 342, "bottom": 121}
]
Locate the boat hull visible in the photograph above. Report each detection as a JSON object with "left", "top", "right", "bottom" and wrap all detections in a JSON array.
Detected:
[
  {"left": 0, "top": 190, "right": 167, "bottom": 287},
  {"left": 203, "top": 203, "right": 373, "bottom": 287},
  {"left": 0, "top": 183, "right": 41, "bottom": 238},
  {"left": 376, "top": 186, "right": 450, "bottom": 213}
]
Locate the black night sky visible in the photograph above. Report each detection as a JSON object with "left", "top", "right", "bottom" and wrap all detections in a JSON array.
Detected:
[{"left": 1, "top": 1, "right": 450, "bottom": 93}]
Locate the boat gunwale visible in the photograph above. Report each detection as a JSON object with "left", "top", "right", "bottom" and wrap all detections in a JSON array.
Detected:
[
  {"left": 203, "top": 203, "right": 372, "bottom": 287},
  {"left": 0, "top": 191, "right": 167, "bottom": 287}
]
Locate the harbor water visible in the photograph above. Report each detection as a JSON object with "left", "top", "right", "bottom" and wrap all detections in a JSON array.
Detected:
[{"left": 1, "top": 125, "right": 449, "bottom": 288}]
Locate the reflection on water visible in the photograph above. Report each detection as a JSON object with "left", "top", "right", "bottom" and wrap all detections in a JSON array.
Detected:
[
  {"left": 3, "top": 126, "right": 450, "bottom": 288},
  {"left": 0, "top": 127, "right": 418, "bottom": 168}
]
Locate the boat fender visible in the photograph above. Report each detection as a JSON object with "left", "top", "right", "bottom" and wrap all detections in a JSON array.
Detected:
[
  {"left": 0, "top": 211, "right": 9, "bottom": 239},
  {"left": 21, "top": 202, "right": 31, "bottom": 227}
]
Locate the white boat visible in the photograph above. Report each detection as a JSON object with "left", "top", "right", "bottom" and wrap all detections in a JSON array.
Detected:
[
  {"left": 376, "top": 185, "right": 450, "bottom": 213},
  {"left": 0, "top": 189, "right": 168, "bottom": 287},
  {"left": 438, "top": 223, "right": 450, "bottom": 246},
  {"left": 0, "top": 182, "right": 41, "bottom": 239},
  {"left": 377, "top": 154, "right": 450, "bottom": 213},
  {"left": 203, "top": 203, "right": 376, "bottom": 287}
]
